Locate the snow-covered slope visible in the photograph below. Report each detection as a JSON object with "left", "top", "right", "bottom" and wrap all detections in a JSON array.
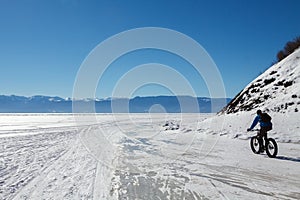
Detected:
[
  {"left": 200, "top": 48, "right": 300, "bottom": 143},
  {"left": 222, "top": 48, "right": 300, "bottom": 114}
]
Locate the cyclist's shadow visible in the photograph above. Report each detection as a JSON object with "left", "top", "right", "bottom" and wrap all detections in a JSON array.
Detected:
[{"left": 276, "top": 156, "right": 300, "bottom": 163}]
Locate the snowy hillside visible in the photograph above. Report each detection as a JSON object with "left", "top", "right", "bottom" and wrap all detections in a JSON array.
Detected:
[
  {"left": 222, "top": 48, "right": 300, "bottom": 114},
  {"left": 200, "top": 48, "right": 300, "bottom": 144}
]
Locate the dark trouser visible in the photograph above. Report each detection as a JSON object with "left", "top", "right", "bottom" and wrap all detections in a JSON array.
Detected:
[{"left": 258, "top": 126, "right": 272, "bottom": 149}]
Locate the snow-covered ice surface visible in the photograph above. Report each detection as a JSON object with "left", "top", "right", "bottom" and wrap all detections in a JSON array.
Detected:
[{"left": 0, "top": 114, "right": 299, "bottom": 200}]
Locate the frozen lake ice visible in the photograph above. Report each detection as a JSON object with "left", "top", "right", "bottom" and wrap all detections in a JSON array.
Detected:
[{"left": 0, "top": 114, "right": 299, "bottom": 199}]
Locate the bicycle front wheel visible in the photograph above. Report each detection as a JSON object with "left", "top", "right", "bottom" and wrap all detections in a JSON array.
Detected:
[
  {"left": 266, "top": 138, "right": 278, "bottom": 158},
  {"left": 250, "top": 136, "right": 261, "bottom": 154}
]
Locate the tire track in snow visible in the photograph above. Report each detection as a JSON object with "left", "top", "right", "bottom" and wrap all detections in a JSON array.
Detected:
[
  {"left": 12, "top": 129, "right": 98, "bottom": 200},
  {"left": 0, "top": 130, "right": 77, "bottom": 200}
]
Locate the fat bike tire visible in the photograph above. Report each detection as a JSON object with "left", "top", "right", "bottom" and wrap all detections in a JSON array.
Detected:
[
  {"left": 250, "top": 136, "right": 261, "bottom": 154},
  {"left": 266, "top": 138, "right": 278, "bottom": 158}
]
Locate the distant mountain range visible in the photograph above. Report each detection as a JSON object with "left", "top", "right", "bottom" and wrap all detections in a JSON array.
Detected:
[{"left": 0, "top": 95, "right": 231, "bottom": 113}]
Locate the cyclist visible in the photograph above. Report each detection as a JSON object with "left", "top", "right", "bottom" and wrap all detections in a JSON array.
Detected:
[{"left": 247, "top": 110, "right": 272, "bottom": 152}]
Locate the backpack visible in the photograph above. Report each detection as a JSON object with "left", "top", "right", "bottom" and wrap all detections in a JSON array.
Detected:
[{"left": 261, "top": 113, "right": 271, "bottom": 123}]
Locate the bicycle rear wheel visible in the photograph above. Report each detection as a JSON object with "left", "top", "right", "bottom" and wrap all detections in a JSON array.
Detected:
[
  {"left": 266, "top": 138, "right": 278, "bottom": 158},
  {"left": 250, "top": 136, "right": 261, "bottom": 154}
]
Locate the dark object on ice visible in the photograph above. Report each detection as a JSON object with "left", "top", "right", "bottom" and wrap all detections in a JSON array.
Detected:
[{"left": 163, "top": 121, "right": 179, "bottom": 130}]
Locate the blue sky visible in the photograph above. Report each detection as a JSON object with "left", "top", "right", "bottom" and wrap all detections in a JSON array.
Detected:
[{"left": 1, "top": 0, "right": 300, "bottom": 98}]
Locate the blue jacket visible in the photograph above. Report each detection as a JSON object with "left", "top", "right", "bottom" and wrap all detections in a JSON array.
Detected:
[{"left": 249, "top": 115, "right": 272, "bottom": 130}]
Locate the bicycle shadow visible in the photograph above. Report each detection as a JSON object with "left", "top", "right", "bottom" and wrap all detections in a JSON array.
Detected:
[{"left": 276, "top": 156, "right": 300, "bottom": 163}]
